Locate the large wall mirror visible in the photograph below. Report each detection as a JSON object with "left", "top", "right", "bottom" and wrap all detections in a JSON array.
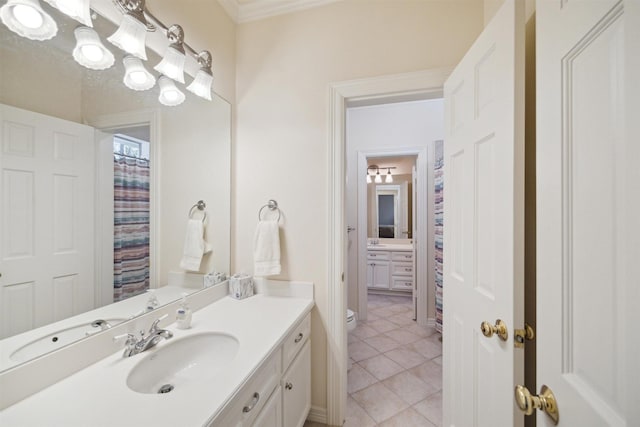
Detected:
[
  {"left": 0, "top": 1, "right": 231, "bottom": 372},
  {"left": 367, "top": 156, "right": 416, "bottom": 240}
]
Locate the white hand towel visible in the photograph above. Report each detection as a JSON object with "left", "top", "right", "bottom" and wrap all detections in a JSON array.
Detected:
[
  {"left": 180, "top": 219, "right": 209, "bottom": 272},
  {"left": 253, "top": 220, "right": 281, "bottom": 277}
]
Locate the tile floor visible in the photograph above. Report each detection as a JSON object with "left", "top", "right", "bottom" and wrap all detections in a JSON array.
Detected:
[{"left": 305, "top": 294, "right": 443, "bottom": 427}]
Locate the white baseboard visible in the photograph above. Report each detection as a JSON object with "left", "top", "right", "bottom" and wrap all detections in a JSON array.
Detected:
[
  {"left": 307, "top": 405, "right": 328, "bottom": 424},
  {"left": 427, "top": 317, "right": 436, "bottom": 328}
]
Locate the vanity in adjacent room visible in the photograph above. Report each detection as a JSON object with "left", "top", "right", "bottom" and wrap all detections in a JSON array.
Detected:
[{"left": 366, "top": 243, "right": 414, "bottom": 295}]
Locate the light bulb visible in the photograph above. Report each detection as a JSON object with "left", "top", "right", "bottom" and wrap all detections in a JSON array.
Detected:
[
  {"left": 13, "top": 3, "right": 42, "bottom": 28},
  {"left": 80, "top": 44, "right": 103, "bottom": 62},
  {"left": 123, "top": 55, "right": 155, "bottom": 91},
  {"left": 375, "top": 173, "right": 382, "bottom": 184},
  {"left": 366, "top": 174, "right": 372, "bottom": 184},
  {"left": 130, "top": 70, "right": 147, "bottom": 84}
]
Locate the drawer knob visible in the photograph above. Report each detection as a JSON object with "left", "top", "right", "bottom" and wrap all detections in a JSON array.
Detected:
[
  {"left": 285, "top": 382, "right": 293, "bottom": 390},
  {"left": 242, "top": 392, "right": 260, "bottom": 413},
  {"left": 405, "top": 268, "right": 412, "bottom": 272},
  {"left": 294, "top": 333, "right": 304, "bottom": 343}
]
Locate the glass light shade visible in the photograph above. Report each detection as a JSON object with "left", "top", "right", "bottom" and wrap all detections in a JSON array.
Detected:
[
  {"left": 385, "top": 171, "right": 393, "bottom": 183},
  {"left": 158, "top": 76, "right": 185, "bottom": 107},
  {"left": 107, "top": 13, "right": 147, "bottom": 60},
  {"left": 186, "top": 69, "right": 213, "bottom": 101},
  {"left": 123, "top": 55, "right": 155, "bottom": 91},
  {"left": 44, "top": 0, "right": 91, "bottom": 26},
  {"left": 0, "top": 0, "right": 58, "bottom": 41},
  {"left": 72, "top": 27, "right": 114, "bottom": 70},
  {"left": 374, "top": 173, "right": 382, "bottom": 184},
  {"left": 154, "top": 45, "right": 185, "bottom": 83},
  {"left": 366, "top": 174, "right": 372, "bottom": 184}
]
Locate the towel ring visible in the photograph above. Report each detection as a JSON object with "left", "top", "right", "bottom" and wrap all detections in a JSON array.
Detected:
[
  {"left": 189, "top": 200, "right": 207, "bottom": 223},
  {"left": 258, "top": 199, "right": 281, "bottom": 222}
]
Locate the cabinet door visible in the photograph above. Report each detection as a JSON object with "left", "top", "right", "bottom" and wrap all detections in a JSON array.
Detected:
[
  {"left": 366, "top": 261, "right": 374, "bottom": 288},
  {"left": 252, "top": 386, "right": 282, "bottom": 427},
  {"left": 371, "top": 261, "right": 390, "bottom": 289},
  {"left": 282, "top": 340, "right": 311, "bottom": 427}
]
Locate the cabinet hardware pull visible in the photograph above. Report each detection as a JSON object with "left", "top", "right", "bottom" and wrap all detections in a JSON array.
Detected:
[
  {"left": 285, "top": 382, "right": 293, "bottom": 390},
  {"left": 405, "top": 268, "right": 412, "bottom": 272},
  {"left": 295, "top": 333, "right": 303, "bottom": 343},
  {"left": 242, "top": 392, "right": 260, "bottom": 413}
]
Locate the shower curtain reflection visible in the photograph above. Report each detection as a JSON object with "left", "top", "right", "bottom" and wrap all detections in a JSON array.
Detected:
[{"left": 113, "top": 155, "right": 150, "bottom": 302}]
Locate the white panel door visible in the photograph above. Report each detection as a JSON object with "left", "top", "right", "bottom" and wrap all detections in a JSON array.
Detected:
[
  {"left": 0, "top": 104, "right": 95, "bottom": 338},
  {"left": 443, "top": 1, "right": 525, "bottom": 426},
  {"left": 537, "top": 0, "right": 639, "bottom": 425}
]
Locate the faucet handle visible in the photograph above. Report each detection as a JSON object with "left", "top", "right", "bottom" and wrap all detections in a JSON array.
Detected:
[
  {"left": 149, "top": 313, "right": 169, "bottom": 333},
  {"left": 113, "top": 333, "right": 137, "bottom": 345}
]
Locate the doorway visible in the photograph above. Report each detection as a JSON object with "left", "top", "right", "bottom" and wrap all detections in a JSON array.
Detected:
[
  {"left": 327, "top": 69, "right": 451, "bottom": 426},
  {"left": 344, "top": 97, "right": 444, "bottom": 424}
]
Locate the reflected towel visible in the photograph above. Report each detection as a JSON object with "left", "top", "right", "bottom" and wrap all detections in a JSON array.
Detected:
[
  {"left": 180, "top": 219, "right": 211, "bottom": 272},
  {"left": 253, "top": 220, "right": 281, "bottom": 277}
]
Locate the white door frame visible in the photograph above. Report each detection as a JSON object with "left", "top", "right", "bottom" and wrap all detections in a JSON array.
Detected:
[
  {"left": 356, "top": 148, "right": 429, "bottom": 327},
  {"left": 327, "top": 67, "right": 452, "bottom": 425},
  {"left": 89, "top": 109, "right": 160, "bottom": 308}
]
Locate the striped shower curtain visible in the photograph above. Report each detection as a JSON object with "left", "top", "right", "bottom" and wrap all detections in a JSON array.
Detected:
[
  {"left": 113, "top": 155, "right": 150, "bottom": 302},
  {"left": 434, "top": 140, "right": 444, "bottom": 333}
]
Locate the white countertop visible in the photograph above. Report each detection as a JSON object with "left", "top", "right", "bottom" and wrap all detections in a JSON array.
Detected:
[
  {"left": 0, "top": 291, "right": 314, "bottom": 427},
  {"left": 367, "top": 243, "right": 413, "bottom": 251}
]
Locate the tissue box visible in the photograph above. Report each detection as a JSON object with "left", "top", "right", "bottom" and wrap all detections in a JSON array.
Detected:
[
  {"left": 229, "top": 274, "right": 254, "bottom": 300},
  {"left": 204, "top": 272, "right": 227, "bottom": 288}
]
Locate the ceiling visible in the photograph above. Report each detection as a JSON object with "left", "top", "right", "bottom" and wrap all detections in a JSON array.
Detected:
[{"left": 217, "top": 0, "right": 341, "bottom": 23}]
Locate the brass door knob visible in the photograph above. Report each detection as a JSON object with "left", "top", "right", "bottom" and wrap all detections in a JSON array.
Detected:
[
  {"left": 514, "top": 385, "right": 559, "bottom": 425},
  {"left": 480, "top": 319, "right": 508, "bottom": 341}
]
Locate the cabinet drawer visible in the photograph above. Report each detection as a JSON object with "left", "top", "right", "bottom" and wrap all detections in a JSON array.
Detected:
[
  {"left": 391, "top": 262, "right": 413, "bottom": 276},
  {"left": 282, "top": 313, "right": 310, "bottom": 369},
  {"left": 392, "top": 251, "right": 413, "bottom": 262},
  {"left": 392, "top": 277, "right": 413, "bottom": 290},
  {"left": 367, "top": 251, "right": 390, "bottom": 260},
  {"left": 211, "top": 349, "right": 282, "bottom": 427}
]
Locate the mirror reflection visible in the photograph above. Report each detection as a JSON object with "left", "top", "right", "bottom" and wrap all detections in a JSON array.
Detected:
[
  {"left": 367, "top": 156, "right": 417, "bottom": 240},
  {"left": 0, "top": 1, "right": 231, "bottom": 371}
]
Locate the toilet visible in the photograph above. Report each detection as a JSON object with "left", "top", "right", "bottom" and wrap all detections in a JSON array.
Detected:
[{"left": 346, "top": 309, "right": 357, "bottom": 332}]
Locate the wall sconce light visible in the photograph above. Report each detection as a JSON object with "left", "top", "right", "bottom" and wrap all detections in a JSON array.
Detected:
[
  {"left": 367, "top": 165, "right": 396, "bottom": 184},
  {"left": 123, "top": 55, "right": 155, "bottom": 90},
  {"left": 107, "top": 0, "right": 150, "bottom": 60},
  {"left": 158, "top": 75, "right": 185, "bottom": 106},
  {"left": 385, "top": 167, "right": 393, "bottom": 183},
  {"left": 187, "top": 50, "right": 213, "bottom": 101},
  {"left": 154, "top": 24, "right": 185, "bottom": 83},
  {"left": 44, "top": 0, "right": 91, "bottom": 27},
  {"left": 0, "top": 0, "right": 58, "bottom": 40},
  {"left": 72, "top": 26, "right": 114, "bottom": 70}
]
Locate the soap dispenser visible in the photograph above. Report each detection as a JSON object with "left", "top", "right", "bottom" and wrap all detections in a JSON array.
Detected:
[{"left": 176, "top": 293, "right": 192, "bottom": 329}]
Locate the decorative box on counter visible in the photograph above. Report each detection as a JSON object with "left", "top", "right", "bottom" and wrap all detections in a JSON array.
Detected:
[
  {"left": 204, "top": 271, "right": 227, "bottom": 288},
  {"left": 229, "top": 273, "right": 254, "bottom": 300}
]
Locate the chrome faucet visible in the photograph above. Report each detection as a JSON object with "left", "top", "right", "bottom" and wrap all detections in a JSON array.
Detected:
[{"left": 113, "top": 314, "right": 173, "bottom": 358}]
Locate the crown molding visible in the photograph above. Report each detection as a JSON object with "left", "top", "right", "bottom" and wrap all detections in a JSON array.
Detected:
[{"left": 218, "top": 0, "right": 341, "bottom": 24}]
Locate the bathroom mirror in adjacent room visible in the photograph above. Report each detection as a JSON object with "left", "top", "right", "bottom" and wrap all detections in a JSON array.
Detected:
[
  {"left": 367, "top": 156, "right": 416, "bottom": 240},
  {"left": 0, "top": 1, "right": 231, "bottom": 371}
]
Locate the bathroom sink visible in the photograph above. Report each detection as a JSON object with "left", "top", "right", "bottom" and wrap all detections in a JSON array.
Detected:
[
  {"left": 126, "top": 332, "right": 239, "bottom": 394},
  {"left": 10, "top": 318, "right": 127, "bottom": 362}
]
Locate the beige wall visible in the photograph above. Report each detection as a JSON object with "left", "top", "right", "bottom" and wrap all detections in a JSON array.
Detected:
[{"left": 234, "top": 0, "right": 483, "bottom": 413}]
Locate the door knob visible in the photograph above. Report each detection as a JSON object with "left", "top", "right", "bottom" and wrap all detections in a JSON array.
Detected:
[
  {"left": 480, "top": 319, "right": 508, "bottom": 341},
  {"left": 514, "top": 385, "right": 559, "bottom": 425}
]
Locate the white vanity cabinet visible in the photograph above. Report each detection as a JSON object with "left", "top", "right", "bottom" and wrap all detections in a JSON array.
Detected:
[
  {"left": 367, "top": 248, "right": 413, "bottom": 294},
  {"left": 366, "top": 250, "right": 390, "bottom": 289},
  {"left": 209, "top": 313, "right": 311, "bottom": 427}
]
